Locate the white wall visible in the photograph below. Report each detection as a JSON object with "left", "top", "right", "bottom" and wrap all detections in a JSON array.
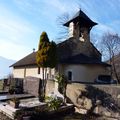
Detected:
[
  {"left": 13, "top": 67, "right": 25, "bottom": 78},
  {"left": 61, "top": 64, "right": 109, "bottom": 83},
  {"left": 13, "top": 66, "right": 55, "bottom": 79},
  {"left": 13, "top": 64, "right": 109, "bottom": 83}
]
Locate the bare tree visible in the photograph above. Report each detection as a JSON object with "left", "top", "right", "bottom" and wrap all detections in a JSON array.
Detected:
[
  {"left": 56, "top": 13, "right": 70, "bottom": 40},
  {"left": 101, "top": 32, "right": 120, "bottom": 83}
]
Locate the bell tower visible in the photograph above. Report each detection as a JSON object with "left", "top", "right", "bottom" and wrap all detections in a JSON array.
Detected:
[{"left": 64, "top": 10, "right": 97, "bottom": 42}]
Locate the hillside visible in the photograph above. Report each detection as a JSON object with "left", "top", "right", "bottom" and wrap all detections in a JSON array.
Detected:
[{"left": 0, "top": 56, "right": 16, "bottom": 79}]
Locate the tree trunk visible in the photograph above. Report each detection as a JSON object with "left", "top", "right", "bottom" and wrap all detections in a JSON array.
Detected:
[
  {"left": 112, "top": 56, "right": 120, "bottom": 83},
  {"left": 42, "top": 67, "right": 44, "bottom": 87},
  {"left": 63, "top": 87, "right": 66, "bottom": 104},
  {"left": 109, "top": 50, "right": 113, "bottom": 78},
  {"left": 44, "top": 68, "right": 47, "bottom": 98},
  {"left": 42, "top": 67, "right": 45, "bottom": 100}
]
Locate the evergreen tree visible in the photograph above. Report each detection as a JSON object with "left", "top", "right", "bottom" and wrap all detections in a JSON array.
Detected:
[
  {"left": 36, "top": 32, "right": 58, "bottom": 101},
  {"left": 37, "top": 32, "right": 50, "bottom": 67},
  {"left": 36, "top": 31, "right": 50, "bottom": 101},
  {"left": 48, "top": 41, "right": 57, "bottom": 68}
]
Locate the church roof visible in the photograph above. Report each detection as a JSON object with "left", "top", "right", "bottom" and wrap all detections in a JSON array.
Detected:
[
  {"left": 11, "top": 38, "right": 110, "bottom": 67},
  {"left": 57, "top": 37, "right": 101, "bottom": 61},
  {"left": 60, "top": 53, "right": 110, "bottom": 66},
  {"left": 64, "top": 10, "right": 97, "bottom": 27},
  {"left": 11, "top": 52, "right": 110, "bottom": 67},
  {"left": 10, "top": 52, "right": 36, "bottom": 67}
]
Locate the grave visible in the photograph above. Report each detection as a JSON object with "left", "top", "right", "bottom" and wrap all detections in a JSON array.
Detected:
[{"left": 24, "top": 77, "right": 41, "bottom": 96}]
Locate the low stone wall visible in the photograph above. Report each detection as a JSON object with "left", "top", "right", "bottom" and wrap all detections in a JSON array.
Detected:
[
  {"left": 67, "top": 83, "right": 120, "bottom": 105},
  {"left": 24, "top": 76, "right": 40, "bottom": 96},
  {"left": 66, "top": 83, "right": 120, "bottom": 118},
  {"left": 24, "top": 77, "right": 56, "bottom": 97},
  {"left": 92, "top": 85, "right": 120, "bottom": 106}
]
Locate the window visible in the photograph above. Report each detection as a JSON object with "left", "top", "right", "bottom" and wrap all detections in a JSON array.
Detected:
[
  {"left": 68, "top": 71, "right": 72, "bottom": 81},
  {"left": 38, "top": 67, "right": 40, "bottom": 74},
  {"left": 47, "top": 73, "right": 49, "bottom": 80}
]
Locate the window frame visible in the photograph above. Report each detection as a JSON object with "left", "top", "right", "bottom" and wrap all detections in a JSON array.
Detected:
[
  {"left": 38, "top": 67, "right": 40, "bottom": 74},
  {"left": 67, "top": 70, "right": 72, "bottom": 81}
]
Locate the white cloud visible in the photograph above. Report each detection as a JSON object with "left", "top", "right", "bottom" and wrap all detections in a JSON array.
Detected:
[
  {"left": 0, "top": 39, "right": 31, "bottom": 60},
  {"left": 43, "top": 0, "right": 66, "bottom": 12},
  {"left": 0, "top": 5, "right": 35, "bottom": 42},
  {"left": 0, "top": 19, "right": 34, "bottom": 44},
  {"left": 0, "top": 4, "right": 36, "bottom": 60},
  {"left": 98, "top": 24, "right": 114, "bottom": 33},
  {"left": 109, "top": 20, "right": 120, "bottom": 34},
  {"left": 13, "top": 0, "right": 40, "bottom": 15}
]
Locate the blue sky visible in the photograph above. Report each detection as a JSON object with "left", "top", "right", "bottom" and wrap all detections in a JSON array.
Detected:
[{"left": 0, "top": 0, "right": 120, "bottom": 60}]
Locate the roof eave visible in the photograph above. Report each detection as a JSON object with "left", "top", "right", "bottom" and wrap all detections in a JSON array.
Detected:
[
  {"left": 11, "top": 63, "right": 37, "bottom": 68},
  {"left": 60, "top": 62, "right": 111, "bottom": 67},
  {"left": 63, "top": 19, "right": 98, "bottom": 27}
]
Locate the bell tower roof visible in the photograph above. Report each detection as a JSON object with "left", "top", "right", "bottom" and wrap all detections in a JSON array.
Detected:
[{"left": 63, "top": 9, "right": 97, "bottom": 28}]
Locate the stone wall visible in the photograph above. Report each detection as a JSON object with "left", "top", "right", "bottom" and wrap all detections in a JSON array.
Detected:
[
  {"left": 46, "top": 80, "right": 55, "bottom": 95},
  {"left": 66, "top": 83, "right": 120, "bottom": 105},
  {"left": 24, "top": 77, "right": 56, "bottom": 97},
  {"left": 93, "top": 85, "right": 120, "bottom": 106},
  {"left": 66, "top": 83, "right": 120, "bottom": 118},
  {"left": 24, "top": 76, "right": 40, "bottom": 96}
]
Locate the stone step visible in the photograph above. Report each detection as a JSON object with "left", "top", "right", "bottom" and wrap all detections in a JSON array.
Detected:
[{"left": 0, "top": 103, "right": 17, "bottom": 119}]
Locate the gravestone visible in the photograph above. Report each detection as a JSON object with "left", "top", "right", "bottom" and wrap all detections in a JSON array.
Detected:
[{"left": 24, "top": 77, "right": 41, "bottom": 96}]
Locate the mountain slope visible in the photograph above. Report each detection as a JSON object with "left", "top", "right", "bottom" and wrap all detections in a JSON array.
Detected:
[{"left": 0, "top": 56, "right": 16, "bottom": 79}]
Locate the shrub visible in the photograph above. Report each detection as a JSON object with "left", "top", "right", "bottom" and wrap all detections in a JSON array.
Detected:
[{"left": 46, "top": 96, "right": 63, "bottom": 111}]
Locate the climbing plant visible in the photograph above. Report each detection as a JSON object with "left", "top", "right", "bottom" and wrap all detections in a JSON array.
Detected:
[{"left": 55, "top": 74, "right": 67, "bottom": 103}]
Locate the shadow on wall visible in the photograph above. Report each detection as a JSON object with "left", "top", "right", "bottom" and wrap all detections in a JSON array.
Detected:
[{"left": 81, "top": 85, "right": 120, "bottom": 113}]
